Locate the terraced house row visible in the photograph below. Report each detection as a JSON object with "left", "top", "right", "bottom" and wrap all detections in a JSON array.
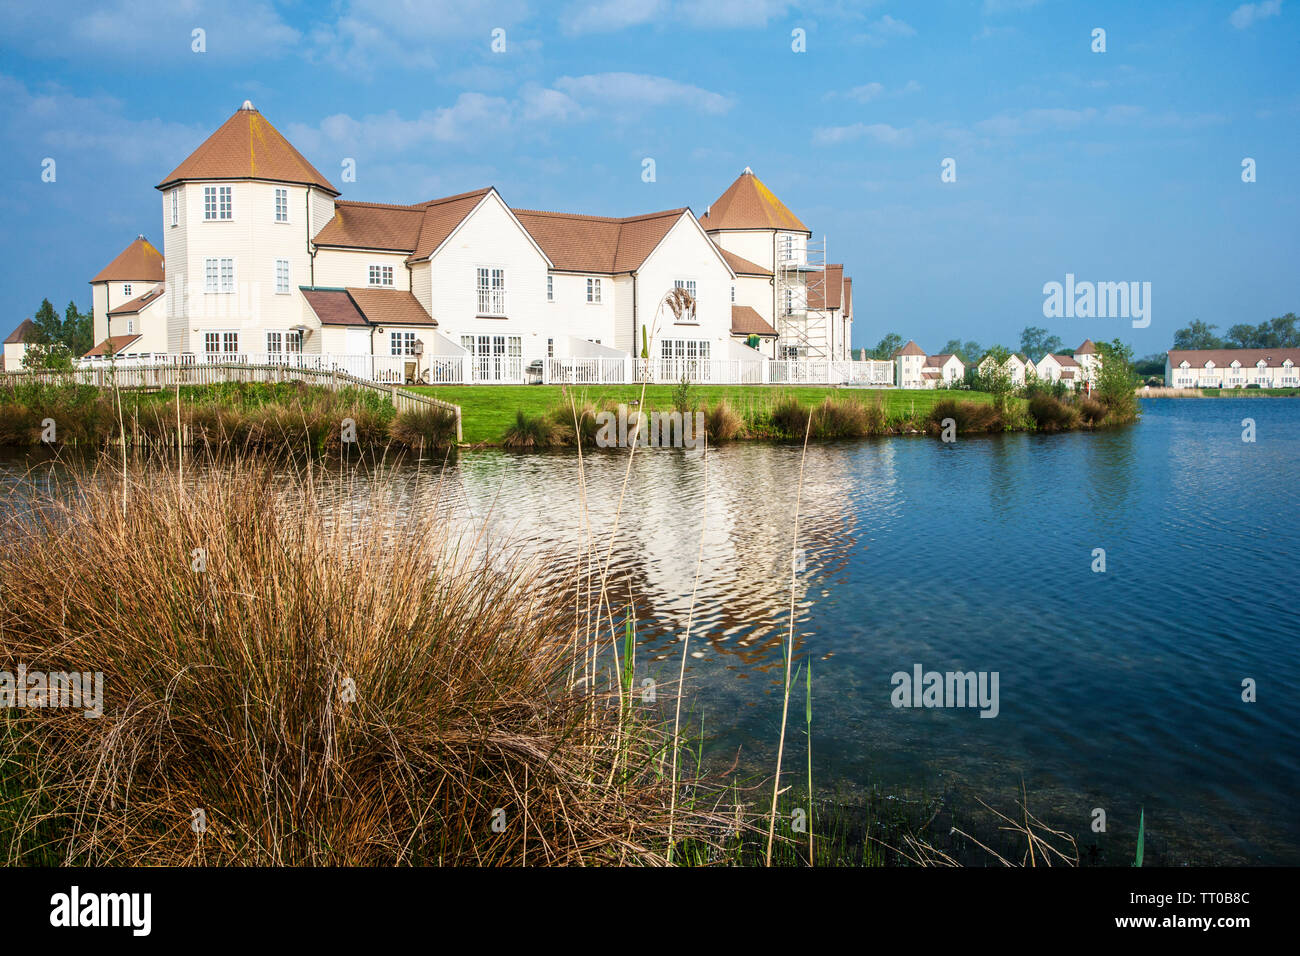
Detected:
[{"left": 79, "top": 102, "right": 871, "bottom": 385}]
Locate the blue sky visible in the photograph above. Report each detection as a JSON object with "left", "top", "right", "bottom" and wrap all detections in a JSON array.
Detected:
[{"left": 1, "top": 0, "right": 1297, "bottom": 356}]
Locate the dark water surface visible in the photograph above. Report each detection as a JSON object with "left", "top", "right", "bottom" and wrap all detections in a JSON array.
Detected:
[{"left": 4, "top": 398, "right": 1296, "bottom": 863}]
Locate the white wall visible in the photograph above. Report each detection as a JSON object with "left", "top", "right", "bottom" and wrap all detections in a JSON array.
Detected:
[{"left": 636, "top": 214, "right": 734, "bottom": 361}]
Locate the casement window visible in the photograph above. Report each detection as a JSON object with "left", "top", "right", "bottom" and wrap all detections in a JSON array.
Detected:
[
  {"left": 731, "top": 284, "right": 735, "bottom": 303},
  {"left": 285, "top": 330, "right": 302, "bottom": 353},
  {"left": 673, "top": 279, "right": 697, "bottom": 321},
  {"left": 170, "top": 190, "right": 179, "bottom": 227},
  {"left": 123, "top": 283, "right": 132, "bottom": 297},
  {"left": 204, "top": 257, "right": 235, "bottom": 293},
  {"left": 391, "top": 331, "right": 417, "bottom": 357},
  {"left": 586, "top": 277, "right": 602, "bottom": 304},
  {"left": 204, "top": 331, "right": 239, "bottom": 355},
  {"left": 126, "top": 318, "right": 135, "bottom": 334},
  {"left": 369, "top": 264, "right": 394, "bottom": 287},
  {"left": 266, "top": 331, "right": 283, "bottom": 354},
  {"left": 546, "top": 337, "right": 554, "bottom": 358},
  {"left": 275, "top": 258, "right": 290, "bottom": 294},
  {"left": 204, "top": 185, "right": 232, "bottom": 221},
  {"left": 476, "top": 267, "right": 506, "bottom": 315},
  {"left": 274, "top": 188, "right": 289, "bottom": 223},
  {"left": 547, "top": 275, "right": 553, "bottom": 302}
]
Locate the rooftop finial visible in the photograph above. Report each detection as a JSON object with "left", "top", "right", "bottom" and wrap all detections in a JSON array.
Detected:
[
  {"left": 742, "top": 165, "right": 753, "bottom": 174},
  {"left": 240, "top": 99, "right": 255, "bottom": 111}
]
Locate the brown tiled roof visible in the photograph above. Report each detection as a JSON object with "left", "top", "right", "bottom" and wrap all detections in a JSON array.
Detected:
[
  {"left": 806, "top": 264, "right": 844, "bottom": 310},
  {"left": 158, "top": 103, "right": 338, "bottom": 194},
  {"left": 1167, "top": 348, "right": 1300, "bottom": 368},
  {"left": 85, "top": 334, "right": 143, "bottom": 357},
  {"left": 730, "top": 305, "right": 777, "bottom": 337},
  {"left": 4, "top": 318, "right": 35, "bottom": 345},
  {"left": 1050, "top": 353, "right": 1080, "bottom": 367},
  {"left": 927, "top": 354, "right": 959, "bottom": 367},
  {"left": 699, "top": 168, "right": 809, "bottom": 233},
  {"left": 108, "top": 284, "right": 165, "bottom": 316},
  {"left": 91, "top": 237, "right": 164, "bottom": 283},
  {"left": 1075, "top": 338, "right": 1096, "bottom": 354},
  {"left": 512, "top": 207, "right": 686, "bottom": 274},
  {"left": 411, "top": 190, "right": 495, "bottom": 260},
  {"left": 301, "top": 288, "right": 367, "bottom": 327},
  {"left": 1061, "top": 368, "right": 1077, "bottom": 378},
  {"left": 312, "top": 200, "right": 428, "bottom": 252},
  {"left": 893, "top": 340, "right": 926, "bottom": 357},
  {"left": 921, "top": 370, "right": 941, "bottom": 380},
  {"left": 716, "top": 246, "right": 770, "bottom": 276},
  {"left": 345, "top": 288, "right": 436, "bottom": 327}
]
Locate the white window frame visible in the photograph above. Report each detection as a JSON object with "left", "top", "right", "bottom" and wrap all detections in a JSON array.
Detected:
[
  {"left": 476, "top": 266, "right": 507, "bottom": 316},
  {"left": 673, "top": 279, "right": 698, "bottom": 322},
  {"left": 547, "top": 275, "right": 554, "bottom": 302},
  {"left": 391, "top": 331, "right": 416, "bottom": 357},
  {"left": 123, "top": 283, "right": 132, "bottom": 297},
  {"left": 204, "top": 185, "right": 233, "bottom": 221},
  {"left": 586, "top": 277, "right": 602, "bottom": 304},
  {"left": 275, "top": 258, "right": 291, "bottom": 295},
  {"left": 203, "top": 257, "right": 236, "bottom": 294},
  {"left": 266, "top": 330, "right": 284, "bottom": 354},
  {"left": 369, "top": 264, "right": 394, "bottom": 287},
  {"left": 274, "top": 187, "right": 289, "bottom": 224},
  {"left": 170, "top": 190, "right": 179, "bottom": 227}
]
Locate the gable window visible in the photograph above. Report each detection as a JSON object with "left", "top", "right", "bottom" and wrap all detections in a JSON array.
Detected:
[
  {"left": 275, "top": 188, "right": 289, "bottom": 223},
  {"left": 204, "top": 257, "right": 235, "bottom": 293},
  {"left": 275, "top": 258, "right": 290, "bottom": 294},
  {"left": 547, "top": 275, "right": 554, "bottom": 302},
  {"left": 170, "top": 190, "right": 179, "bottom": 227},
  {"left": 477, "top": 267, "right": 506, "bottom": 315},
  {"left": 586, "top": 277, "right": 602, "bottom": 304},
  {"left": 123, "top": 283, "right": 132, "bottom": 297},
  {"left": 673, "top": 279, "right": 697, "bottom": 321},
  {"left": 369, "top": 264, "right": 394, "bottom": 287},
  {"left": 204, "top": 185, "right": 232, "bottom": 221},
  {"left": 391, "top": 331, "right": 416, "bottom": 357}
]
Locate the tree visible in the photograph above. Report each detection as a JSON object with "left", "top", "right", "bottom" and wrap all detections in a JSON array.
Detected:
[
  {"left": 1222, "top": 313, "right": 1299, "bottom": 349},
  {"left": 65, "top": 301, "right": 93, "bottom": 357},
  {"left": 870, "top": 332, "right": 903, "bottom": 360},
  {"left": 1094, "top": 339, "right": 1138, "bottom": 422},
  {"left": 1171, "top": 319, "right": 1222, "bottom": 351},
  {"left": 1020, "top": 326, "right": 1063, "bottom": 362},
  {"left": 30, "top": 298, "right": 62, "bottom": 345},
  {"left": 974, "top": 344, "right": 1015, "bottom": 411}
]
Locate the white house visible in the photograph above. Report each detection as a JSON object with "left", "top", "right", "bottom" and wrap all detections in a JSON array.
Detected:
[
  {"left": 1036, "top": 352, "right": 1081, "bottom": 388},
  {"left": 893, "top": 340, "right": 928, "bottom": 387},
  {"left": 922, "top": 353, "right": 964, "bottom": 387},
  {"left": 80, "top": 102, "right": 864, "bottom": 384},
  {"left": 978, "top": 351, "right": 1031, "bottom": 386},
  {"left": 3, "top": 318, "right": 35, "bottom": 370},
  {"left": 1166, "top": 348, "right": 1300, "bottom": 388}
]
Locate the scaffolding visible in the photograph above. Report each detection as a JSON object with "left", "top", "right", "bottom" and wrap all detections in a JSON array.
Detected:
[{"left": 775, "top": 235, "right": 830, "bottom": 359}]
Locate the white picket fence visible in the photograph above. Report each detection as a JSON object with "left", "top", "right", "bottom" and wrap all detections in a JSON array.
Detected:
[{"left": 67, "top": 352, "right": 896, "bottom": 388}]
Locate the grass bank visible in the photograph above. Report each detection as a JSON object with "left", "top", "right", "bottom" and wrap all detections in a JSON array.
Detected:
[
  {"left": 0, "top": 380, "right": 457, "bottom": 453},
  {"left": 407, "top": 383, "right": 1139, "bottom": 447}
]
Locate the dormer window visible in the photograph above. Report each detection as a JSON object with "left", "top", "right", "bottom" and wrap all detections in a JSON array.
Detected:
[
  {"left": 204, "top": 185, "right": 232, "bottom": 220},
  {"left": 1230, "top": 360, "right": 1241, "bottom": 368},
  {"left": 1285, "top": 360, "right": 1294, "bottom": 368},
  {"left": 1204, "top": 360, "right": 1215, "bottom": 369},
  {"left": 1179, "top": 361, "right": 1190, "bottom": 368},
  {"left": 1258, "top": 359, "right": 1269, "bottom": 368}
]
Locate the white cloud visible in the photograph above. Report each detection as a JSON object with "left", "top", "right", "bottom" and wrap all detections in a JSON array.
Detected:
[
  {"left": 829, "top": 80, "right": 921, "bottom": 102},
  {"left": 561, "top": 0, "right": 793, "bottom": 34},
  {"left": 1229, "top": 0, "right": 1283, "bottom": 29},
  {"left": 857, "top": 14, "right": 916, "bottom": 46},
  {"left": 553, "top": 73, "right": 732, "bottom": 114},
  {"left": 813, "top": 122, "right": 912, "bottom": 146}
]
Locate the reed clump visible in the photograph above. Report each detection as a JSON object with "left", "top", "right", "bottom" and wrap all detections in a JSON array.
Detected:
[
  {"left": 0, "top": 455, "right": 719, "bottom": 865},
  {"left": 925, "top": 398, "right": 1003, "bottom": 435}
]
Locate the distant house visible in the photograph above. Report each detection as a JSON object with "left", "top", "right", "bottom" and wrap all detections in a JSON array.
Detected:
[
  {"left": 89, "top": 235, "right": 165, "bottom": 356},
  {"left": 1036, "top": 352, "right": 1081, "bottom": 389},
  {"left": 892, "top": 340, "right": 928, "bottom": 387},
  {"left": 3, "top": 318, "right": 36, "bottom": 370},
  {"left": 1166, "top": 348, "right": 1300, "bottom": 388},
  {"left": 923, "top": 353, "right": 965, "bottom": 387},
  {"left": 1074, "top": 339, "right": 1102, "bottom": 387},
  {"left": 978, "top": 352, "right": 1031, "bottom": 385}
]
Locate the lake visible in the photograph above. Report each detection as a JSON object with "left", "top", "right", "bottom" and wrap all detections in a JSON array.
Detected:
[{"left": 3, "top": 396, "right": 1296, "bottom": 863}]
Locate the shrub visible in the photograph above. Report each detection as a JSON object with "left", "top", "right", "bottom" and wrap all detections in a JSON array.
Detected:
[
  {"left": 703, "top": 398, "right": 743, "bottom": 442},
  {"left": 1027, "top": 394, "right": 1080, "bottom": 432},
  {"left": 1076, "top": 396, "right": 1107, "bottom": 425},
  {"left": 810, "top": 397, "right": 870, "bottom": 439},
  {"left": 390, "top": 405, "right": 459, "bottom": 450},
  {"left": 926, "top": 398, "right": 1002, "bottom": 435},
  {"left": 502, "top": 409, "right": 559, "bottom": 449},
  {"left": 767, "top": 396, "right": 810, "bottom": 439}
]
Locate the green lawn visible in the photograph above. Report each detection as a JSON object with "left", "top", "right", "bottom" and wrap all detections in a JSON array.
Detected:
[
  {"left": 1196, "top": 387, "right": 1300, "bottom": 397},
  {"left": 404, "top": 384, "right": 994, "bottom": 444}
]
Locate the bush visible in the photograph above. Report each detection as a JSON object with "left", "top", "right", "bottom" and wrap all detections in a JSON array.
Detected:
[
  {"left": 810, "top": 396, "right": 870, "bottom": 439},
  {"left": 926, "top": 398, "right": 1002, "bottom": 435},
  {"left": 502, "top": 409, "right": 559, "bottom": 449},
  {"left": 767, "top": 396, "right": 810, "bottom": 439},
  {"left": 1077, "top": 397, "right": 1107, "bottom": 425},
  {"left": 1027, "top": 394, "right": 1080, "bottom": 432},
  {"left": 390, "top": 405, "right": 459, "bottom": 450},
  {"left": 703, "top": 398, "right": 743, "bottom": 442}
]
